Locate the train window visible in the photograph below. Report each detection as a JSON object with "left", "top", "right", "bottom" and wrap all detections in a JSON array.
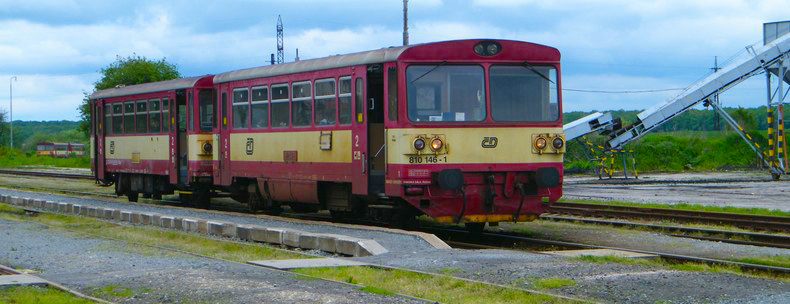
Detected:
[
  {"left": 149, "top": 99, "right": 161, "bottom": 133},
  {"left": 113, "top": 104, "right": 123, "bottom": 134},
  {"left": 162, "top": 98, "right": 170, "bottom": 131},
  {"left": 188, "top": 92, "right": 194, "bottom": 131},
  {"left": 490, "top": 65, "right": 559, "bottom": 122},
  {"left": 104, "top": 104, "right": 111, "bottom": 135},
  {"left": 314, "top": 79, "right": 336, "bottom": 126},
  {"left": 271, "top": 84, "right": 289, "bottom": 128},
  {"left": 251, "top": 86, "right": 268, "bottom": 129},
  {"left": 355, "top": 78, "right": 364, "bottom": 124},
  {"left": 291, "top": 81, "right": 312, "bottom": 127},
  {"left": 232, "top": 88, "right": 249, "bottom": 129},
  {"left": 338, "top": 77, "right": 352, "bottom": 125},
  {"left": 221, "top": 93, "right": 228, "bottom": 129},
  {"left": 406, "top": 65, "right": 485, "bottom": 122},
  {"left": 136, "top": 101, "right": 148, "bottom": 133},
  {"left": 123, "top": 102, "right": 135, "bottom": 134},
  {"left": 199, "top": 89, "right": 216, "bottom": 131},
  {"left": 387, "top": 67, "right": 398, "bottom": 122}
]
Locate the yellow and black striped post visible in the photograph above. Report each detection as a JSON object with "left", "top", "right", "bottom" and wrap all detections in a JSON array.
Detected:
[
  {"left": 778, "top": 104, "right": 788, "bottom": 171},
  {"left": 768, "top": 107, "right": 775, "bottom": 167}
]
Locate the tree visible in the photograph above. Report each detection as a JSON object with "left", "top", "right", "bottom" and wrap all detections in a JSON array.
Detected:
[
  {"left": 78, "top": 55, "right": 180, "bottom": 136},
  {"left": 730, "top": 107, "right": 756, "bottom": 130},
  {"left": 0, "top": 110, "right": 8, "bottom": 147}
]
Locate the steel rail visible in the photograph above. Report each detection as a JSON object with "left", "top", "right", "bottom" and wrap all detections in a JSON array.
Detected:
[
  {"left": 548, "top": 202, "right": 790, "bottom": 232},
  {"left": 421, "top": 226, "right": 790, "bottom": 276},
  {"left": 539, "top": 215, "right": 790, "bottom": 249}
]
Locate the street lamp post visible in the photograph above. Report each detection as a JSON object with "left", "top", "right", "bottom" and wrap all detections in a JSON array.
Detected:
[{"left": 9, "top": 76, "right": 16, "bottom": 149}]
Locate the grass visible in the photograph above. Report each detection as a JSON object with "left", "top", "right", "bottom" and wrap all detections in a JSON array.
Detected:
[
  {"left": 89, "top": 285, "right": 134, "bottom": 299},
  {"left": 572, "top": 255, "right": 788, "bottom": 280},
  {"left": 532, "top": 278, "right": 576, "bottom": 289},
  {"left": 560, "top": 199, "right": 790, "bottom": 218},
  {"left": 730, "top": 256, "right": 790, "bottom": 269},
  {"left": 0, "top": 203, "right": 305, "bottom": 263},
  {"left": 293, "top": 266, "right": 575, "bottom": 304},
  {"left": 0, "top": 148, "right": 89, "bottom": 168},
  {"left": 0, "top": 286, "right": 95, "bottom": 304}
]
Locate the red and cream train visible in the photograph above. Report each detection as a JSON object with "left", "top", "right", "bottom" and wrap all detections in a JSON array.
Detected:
[{"left": 90, "top": 39, "right": 565, "bottom": 230}]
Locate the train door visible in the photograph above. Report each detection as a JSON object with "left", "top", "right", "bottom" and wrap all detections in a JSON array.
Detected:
[
  {"left": 350, "top": 72, "right": 368, "bottom": 195},
  {"left": 167, "top": 95, "right": 178, "bottom": 184},
  {"left": 176, "top": 90, "right": 188, "bottom": 184},
  {"left": 367, "top": 64, "right": 386, "bottom": 195},
  {"left": 218, "top": 84, "right": 231, "bottom": 186},
  {"left": 94, "top": 99, "right": 105, "bottom": 181}
]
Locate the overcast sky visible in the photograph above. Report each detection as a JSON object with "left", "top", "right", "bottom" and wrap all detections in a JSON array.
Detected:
[{"left": 0, "top": 0, "right": 787, "bottom": 121}]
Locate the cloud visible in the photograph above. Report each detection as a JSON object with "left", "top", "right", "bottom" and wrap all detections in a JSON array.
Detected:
[{"left": 0, "top": 73, "right": 97, "bottom": 121}]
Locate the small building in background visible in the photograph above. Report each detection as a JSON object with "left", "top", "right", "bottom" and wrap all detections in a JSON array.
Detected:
[{"left": 36, "top": 142, "right": 85, "bottom": 158}]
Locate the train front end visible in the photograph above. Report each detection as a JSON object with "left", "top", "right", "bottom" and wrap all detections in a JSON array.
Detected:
[{"left": 387, "top": 40, "right": 564, "bottom": 226}]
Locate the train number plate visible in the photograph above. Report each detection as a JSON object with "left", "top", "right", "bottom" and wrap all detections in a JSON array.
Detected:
[{"left": 408, "top": 155, "right": 447, "bottom": 164}]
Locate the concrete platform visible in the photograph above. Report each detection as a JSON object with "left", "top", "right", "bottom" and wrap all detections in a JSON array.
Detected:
[
  {"left": 248, "top": 258, "right": 371, "bottom": 270},
  {"left": 542, "top": 248, "right": 658, "bottom": 259},
  {"left": 0, "top": 274, "right": 49, "bottom": 287}
]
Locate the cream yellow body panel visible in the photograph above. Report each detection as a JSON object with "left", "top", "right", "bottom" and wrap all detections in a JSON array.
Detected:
[
  {"left": 187, "top": 134, "right": 215, "bottom": 161},
  {"left": 229, "top": 130, "right": 352, "bottom": 163},
  {"left": 89, "top": 137, "right": 94, "bottom": 160},
  {"left": 387, "top": 127, "right": 564, "bottom": 164},
  {"left": 105, "top": 136, "right": 169, "bottom": 161}
]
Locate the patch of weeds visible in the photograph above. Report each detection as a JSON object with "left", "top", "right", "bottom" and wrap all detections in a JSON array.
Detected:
[
  {"left": 532, "top": 278, "right": 577, "bottom": 289},
  {"left": 292, "top": 274, "right": 321, "bottom": 281},
  {"left": 90, "top": 285, "right": 134, "bottom": 299},
  {"left": 294, "top": 266, "right": 574, "bottom": 303},
  {"left": 559, "top": 199, "right": 790, "bottom": 218},
  {"left": 344, "top": 276, "right": 358, "bottom": 284},
  {"left": 360, "top": 286, "right": 395, "bottom": 296},
  {"left": 440, "top": 267, "right": 461, "bottom": 274},
  {"left": 0, "top": 286, "right": 94, "bottom": 304},
  {"left": 729, "top": 255, "right": 790, "bottom": 269}
]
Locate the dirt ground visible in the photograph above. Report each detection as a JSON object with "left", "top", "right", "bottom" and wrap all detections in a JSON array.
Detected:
[{"left": 564, "top": 171, "right": 790, "bottom": 211}]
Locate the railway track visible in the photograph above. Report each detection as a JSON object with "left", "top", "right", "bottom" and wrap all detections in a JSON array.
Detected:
[
  {"left": 422, "top": 226, "right": 790, "bottom": 276},
  {"left": 547, "top": 202, "right": 790, "bottom": 233},
  {"left": 0, "top": 169, "right": 93, "bottom": 180}
]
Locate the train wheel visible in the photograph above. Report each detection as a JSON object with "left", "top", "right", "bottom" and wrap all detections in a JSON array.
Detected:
[
  {"left": 179, "top": 193, "right": 192, "bottom": 203},
  {"left": 464, "top": 222, "right": 485, "bottom": 233},
  {"left": 127, "top": 193, "right": 139, "bottom": 202},
  {"left": 192, "top": 189, "right": 211, "bottom": 208}
]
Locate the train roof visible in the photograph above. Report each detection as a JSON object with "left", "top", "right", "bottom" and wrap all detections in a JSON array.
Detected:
[
  {"left": 214, "top": 45, "right": 412, "bottom": 84},
  {"left": 89, "top": 75, "right": 213, "bottom": 100}
]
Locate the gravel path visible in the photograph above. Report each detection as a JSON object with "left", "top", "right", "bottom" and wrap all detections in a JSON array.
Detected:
[
  {"left": 0, "top": 218, "right": 424, "bottom": 304},
  {"left": 0, "top": 188, "right": 436, "bottom": 256}
]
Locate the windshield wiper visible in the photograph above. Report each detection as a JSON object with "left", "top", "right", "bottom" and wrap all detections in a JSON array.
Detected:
[
  {"left": 410, "top": 61, "right": 448, "bottom": 83},
  {"left": 522, "top": 61, "right": 555, "bottom": 84}
]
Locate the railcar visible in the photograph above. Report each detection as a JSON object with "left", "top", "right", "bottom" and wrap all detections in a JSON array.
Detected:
[
  {"left": 89, "top": 76, "right": 217, "bottom": 203},
  {"left": 36, "top": 142, "right": 85, "bottom": 157},
  {"left": 213, "top": 39, "right": 565, "bottom": 230}
]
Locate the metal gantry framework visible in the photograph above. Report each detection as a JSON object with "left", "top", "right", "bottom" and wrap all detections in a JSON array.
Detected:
[{"left": 276, "top": 15, "right": 284, "bottom": 65}]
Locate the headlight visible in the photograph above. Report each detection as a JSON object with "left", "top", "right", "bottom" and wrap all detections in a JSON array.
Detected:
[
  {"left": 430, "top": 138, "right": 443, "bottom": 151},
  {"left": 473, "top": 41, "right": 502, "bottom": 56},
  {"left": 202, "top": 142, "right": 213, "bottom": 154},
  {"left": 413, "top": 138, "right": 426, "bottom": 151},
  {"left": 534, "top": 137, "right": 547, "bottom": 150},
  {"left": 552, "top": 137, "right": 564, "bottom": 149}
]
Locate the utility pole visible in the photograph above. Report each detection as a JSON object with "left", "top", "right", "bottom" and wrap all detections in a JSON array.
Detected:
[
  {"left": 277, "top": 15, "right": 284, "bottom": 64},
  {"left": 9, "top": 76, "right": 16, "bottom": 149},
  {"left": 711, "top": 56, "right": 721, "bottom": 131},
  {"left": 403, "top": 0, "right": 409, "bottom": 46}
]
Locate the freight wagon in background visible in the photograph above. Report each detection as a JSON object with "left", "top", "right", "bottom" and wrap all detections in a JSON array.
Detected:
[
  {"left": 36, "top": 142, "right": 85, "bottom": 158},
  {"left": 89, "top": 39, "right": 566, "bottom": 232}
]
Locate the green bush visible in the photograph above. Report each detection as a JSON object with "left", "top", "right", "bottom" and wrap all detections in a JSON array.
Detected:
[{"left": 0, "top": 147, "right": 90, "bottom": 168}]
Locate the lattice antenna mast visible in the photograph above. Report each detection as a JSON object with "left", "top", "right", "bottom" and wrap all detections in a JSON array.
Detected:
[{"left": 276, "top": 15, "right": 284, "bottom": 64}]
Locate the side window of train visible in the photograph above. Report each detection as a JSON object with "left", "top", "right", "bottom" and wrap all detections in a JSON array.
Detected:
[
  {"left": 188, "top": 92, "right": 194, "bottom": 131},
  {"left": 104, "top": 104, "right": 111, "bottom": 135},
  {"left": 315, "top": 78, "right": 336, "bottom": 126},
  {"left": 198, "top": 89, "right": 216, "bottom": 131},
  {"left": 355, "top": 78, "right": 364, "bottom": 124},
  {"left": 162, "top": 98, "right": 170, "bottom": 131},
  {"left": 338, "top": 77, "right": 352, "bottom": 125},
  {"left": 149, "top": 99, "right": 161, "bottom": 133},
  {"left": 221, "top": 93, "right": 228, "bottom": 129},
  {"left": 232, "top": 87, "right": 249, "bottom": 129},
  {"left": 271, "top": 84, "right": 290, "bottom": 128},
  {"left": 113, "top": 104, "right": 123, "bottom": 134},
  {"left": 292, "top": 81, "right": 312, "bottom": 127},
  {"left": 123, "top": 101, "right": 135, "bottom": 134},
  {"left": 251, "top": 86, "right": 268, "bottom": 129},
  {"left": 388, "top": 67, "right": 398, "bottom": 122},
  {"left": 136, "top": 100, "right": 148, "bottom": 133}
]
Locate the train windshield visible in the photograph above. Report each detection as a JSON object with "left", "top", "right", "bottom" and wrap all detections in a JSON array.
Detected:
[
  {"left": 489, "top": 65, "right": 559, "bottom": 122},
  {"left": 406, "top": 65, "right": 485, "bottom": 122}
]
